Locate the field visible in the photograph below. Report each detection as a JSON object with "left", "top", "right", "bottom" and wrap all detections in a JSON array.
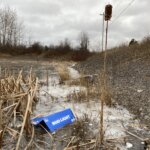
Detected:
[
  {"left": 0, "top": 1, "right": 150, "bottom": 149},
  {"left": 0, "top": 55, "right": 150, "bottom": 150}
]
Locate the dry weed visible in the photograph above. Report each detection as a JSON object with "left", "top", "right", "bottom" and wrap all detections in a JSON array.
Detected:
[
  {"left": 66, "top": 78, "right": 81, "bottom": 86},
  {"left": 71, "top": 114, "right": 91, "bottom": 141},
  {"left": 98, "top": 72, "right": 112, "bottom": 107},
  {"left": 67, "top": 85, "right": 99, "bottom": 102},
  {"left": 56, "top": 65, "right": 70, "bottom": 82},
  {"left": 101, "top": 88, "right": 112, "bottom": 107},
  {"left": 66, "top": 75, "right": 88, "bottom": 86},
  {"left": 0, "top": 69, "right": 38, "bottom": 149},
  {"left": 67, "top": 90, "right": 87, "bottom": 102}
]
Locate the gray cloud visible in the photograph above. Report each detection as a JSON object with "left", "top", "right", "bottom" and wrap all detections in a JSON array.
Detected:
[{"left": 1, "top": 0, "right": 150, "bottom": 50}]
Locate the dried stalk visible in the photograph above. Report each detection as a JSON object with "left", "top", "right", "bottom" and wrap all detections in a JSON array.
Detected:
[
  {"left": 64, "top": 136, "right": 76, "bottom": 150},
  {"left": 15, "top": 77, "right": 38, "bottom": 150},
  {"left": 64, "top": 139, "right": 96, "bottom": 150},
  {"left": 0, "top": 100, "right": 3, "bottom": 148},
  {"left": 0, "top": 69, "right": 38, "bottom": 150},
  {"left": 24, "top": 125, "right": 35, "bottom": 150},
  {"left": 15, "top": 94, "right": 32, "bottom": 150}
]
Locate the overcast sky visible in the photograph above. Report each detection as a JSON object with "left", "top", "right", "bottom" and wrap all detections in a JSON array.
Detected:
[{"left": 0, "top": 0, "right": 149, "bottom": 50}]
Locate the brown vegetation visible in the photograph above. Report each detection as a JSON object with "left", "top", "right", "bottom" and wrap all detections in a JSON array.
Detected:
[
  {"left": 56, "top": 65, "right": 70, "bottom": 82},
  {"left": 106, "top": 36, "right": 150, "bottom": 65},
  {"left": 0, "top": 70, "right": 38, "bottom": 149},
  {"left": 0, "top": 8, "right": 92, "bottom": 61}
]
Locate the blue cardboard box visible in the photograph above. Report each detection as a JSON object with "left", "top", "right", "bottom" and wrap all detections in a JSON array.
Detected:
[{"left": 31, "top": 108, "right": 76, "bottom": 132}]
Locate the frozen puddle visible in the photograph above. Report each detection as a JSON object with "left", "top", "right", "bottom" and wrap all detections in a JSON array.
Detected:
[
  {"left": 34, "top": 66, "right": 144, "bottom": 149},
  {"left": 36, "top": 99, "right": 132, "bottom": 139},
  {"left": 40, "top": 85, "right": 85, "bottom": 99}
]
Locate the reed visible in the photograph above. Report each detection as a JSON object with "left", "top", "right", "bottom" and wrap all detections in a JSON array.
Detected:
[{"left": 0, "top": 69, "right": 38, "bottom": 149}]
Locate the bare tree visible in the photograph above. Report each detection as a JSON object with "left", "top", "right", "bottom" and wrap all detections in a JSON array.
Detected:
[
  {"left": 0, "top": 7, "right": 23, "bottom": 46},
  {"left": 79, "top": 31, "right": 89, "bottom": 51}
]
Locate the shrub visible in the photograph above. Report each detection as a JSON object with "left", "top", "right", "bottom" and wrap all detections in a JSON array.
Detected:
[{"left": 71, "top": 50, "right": 91, "bottom": 61}]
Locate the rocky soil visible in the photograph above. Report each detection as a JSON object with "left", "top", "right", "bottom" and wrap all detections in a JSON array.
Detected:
[{"left": 75, "top": 54, "right": 150, "bottom": 128}]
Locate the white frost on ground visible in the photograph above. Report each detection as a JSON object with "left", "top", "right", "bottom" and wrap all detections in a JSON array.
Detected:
[
  {"left": 34, "top": 67, "right": 136, "bottom": 150},
  {"left": 68, "top": 66, "right": 80, "bottom": 79},
  {"left": 40, "top": 85, "right": 86, "bottom": 98},
  {"left": 36, "top": 100, "right": 132, "bottom": 139}
]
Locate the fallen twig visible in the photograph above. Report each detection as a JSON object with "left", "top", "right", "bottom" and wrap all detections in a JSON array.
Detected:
[
  {"left": 33, "top": 141, "right": 45, "bottom": 150},
  {"left": 7, "top": 127, "right": 20, "bottom": 137},
  {"left": 125, "top": 130, "right": 144, "bottom": 141},
  {"left": 64, "top": 136, "right": 76, "bottom": 150},
  {"left": 2, "top": 103, "right": 17, "bottom": 111},
  {"left": 36, "top": 139, "right": 51, "bottom": 146}
]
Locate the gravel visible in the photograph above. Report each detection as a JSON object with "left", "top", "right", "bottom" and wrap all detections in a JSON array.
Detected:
[{"left": 75, "top": 55, "right": 150, "bottom": 127}]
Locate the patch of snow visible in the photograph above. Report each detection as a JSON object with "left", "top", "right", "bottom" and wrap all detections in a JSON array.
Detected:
[
  {"left": 40, "top": 85, "right": 85, "bottom": 98},
  {"left": 35, "top": 68, "right": 133, "bottom": 140},
  {"left": 35, "top": 98, "right": 133, "bottom": 139},
  {"left": 126, "top": 142, "right": 133, "bottom": 148},
  {"left": 33, "top": 66, "right": 145, "bottom": 149},
  {"left": 68, "top": 67, "right": 80, "bottom": 79}
]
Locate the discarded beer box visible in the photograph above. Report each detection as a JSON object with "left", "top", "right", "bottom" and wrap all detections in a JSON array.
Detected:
[{"left": 31, "top": 108, "right": 75, "bottom": 132}]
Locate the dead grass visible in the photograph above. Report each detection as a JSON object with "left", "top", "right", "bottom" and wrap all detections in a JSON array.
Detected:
[
  {"left": 66, "top": 73, "right": 100, "bottom": 102},
  {"left": 67, "top": 77, "right": 87, "bottom": 87},
  {"left": 71, "top": 50, "right": 91, "bottom": 61},
  {"left": 101, "top": 87, "right": 112, "bottom": 107},
  {"left": 97, "top": 73, "right": 112, "bottom": 107},
  {"left": 67, "top": 74, "right": 98, "bottom": 86},
  {"left": 67, "top": 83, "right": 100, "bottom": 103},
  {"left": 0, "top": 69, "right": 38, "bottom": 149},
  {"left": 56, "top": 65, "right": 70, "bottom": 82},
  {"left": 65, "top": 114, "right": 96, "bottom": 149},
  {"left": 105, "top": 36, "right": 150, "bottom": 66},
  {"left": 65, "top": 114, "right": 119, "bottom": 150},
  {"left": 67, "top": 90, "right": 87, "bottom": 102},
  {"left": 72, "top": 114, "right": 90, "bottom": 141},
  {"left": 0, "top": 101, "right": 2, "bottom": 148},
  {"left": 66, "top": 79, "right": 81, "bottom": 86}
]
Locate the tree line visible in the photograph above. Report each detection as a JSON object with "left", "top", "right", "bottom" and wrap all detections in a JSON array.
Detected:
[
  {"left": 0, "top": 7, "right": 23, "bottom": 47},
  {"left": 0, "top": 6, "right": 91, "bottom": 60}
]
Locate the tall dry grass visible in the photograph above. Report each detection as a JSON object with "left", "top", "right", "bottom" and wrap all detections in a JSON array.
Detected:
[
  {"left": 56, "top": 65, "right": 70, "bottom": 83},
  {"left": 0, "top": 69, "right": 38, "bottom": 149},
  {"left": 105, "top": 36, "right": 150, "bottom": 65}
]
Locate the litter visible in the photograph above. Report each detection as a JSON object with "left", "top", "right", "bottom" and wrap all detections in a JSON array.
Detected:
[{"left": 31, "top": 108, "right": 75, "bottom": 132}]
